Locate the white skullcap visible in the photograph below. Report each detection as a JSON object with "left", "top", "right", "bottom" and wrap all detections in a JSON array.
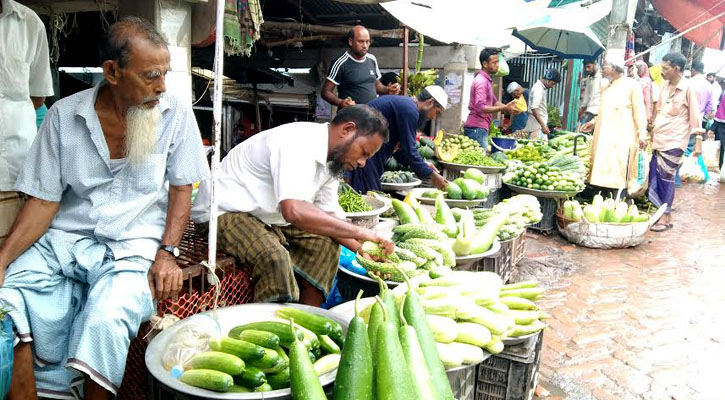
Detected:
[
  {"left": 604, "top": 49, "right": 626, "bottom": 71},
  {"left": 506, "top": 82, "right": 521, "bottom": 94}
]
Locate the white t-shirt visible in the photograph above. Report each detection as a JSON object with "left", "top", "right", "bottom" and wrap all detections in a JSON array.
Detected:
[
  {"left": 526, "top": 80, "right": 548, "bottom": 131},
  {"left": 0, "top": 0, "right": 54, "bottom": 191},
  {"left": 192, "top": 122, "right": 344, "bottom": 225}
]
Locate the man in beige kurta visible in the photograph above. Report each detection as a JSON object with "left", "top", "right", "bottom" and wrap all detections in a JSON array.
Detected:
[{"left": 583, "top": 56, "right": 648, "bottom": 192}]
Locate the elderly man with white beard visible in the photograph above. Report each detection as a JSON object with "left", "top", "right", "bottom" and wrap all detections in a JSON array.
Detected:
[{"left": 0, "top": 17, "right": 209, "bottom": 400}]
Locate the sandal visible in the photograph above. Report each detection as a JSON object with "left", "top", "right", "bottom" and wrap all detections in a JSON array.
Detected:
[{"left": 650, "top": 223, "right": 673, "bottom": 232}]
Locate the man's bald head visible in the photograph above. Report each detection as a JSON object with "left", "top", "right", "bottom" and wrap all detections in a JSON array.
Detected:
[
  {"left": 100, "top": 16, "right": 168, "bottom": 68},
  {"left": 347, "top": 25, "right": 371, "bottom": 59}
]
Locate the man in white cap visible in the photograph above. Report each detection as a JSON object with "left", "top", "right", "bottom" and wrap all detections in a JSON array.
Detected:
[
  {"left": 349, "top": 85, "right": 449, "bottom": 192},
  {"left": 506, "top": 82, "right": 529, "bottom": 132}
]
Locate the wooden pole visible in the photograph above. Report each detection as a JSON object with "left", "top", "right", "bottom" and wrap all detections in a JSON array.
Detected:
[
  {"left": 207, "top": 0, "right": 226, "bottom": 273},
  {"left": 402, "top": 26, "right": 409, "bottom": 96},
  {"left": 253, "top": 83, "right": 262, "bottom": 132}
]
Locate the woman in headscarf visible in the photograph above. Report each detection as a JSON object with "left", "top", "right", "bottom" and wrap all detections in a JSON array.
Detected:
[
  {"left": 581, "top": 54, "right": 648, "bottom": 197},
  {"left": 636, "top": 60, "right": 653, "bottom": 122}
]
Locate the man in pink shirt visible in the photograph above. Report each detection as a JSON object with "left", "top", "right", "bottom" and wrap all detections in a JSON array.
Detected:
[{"left": 463, "top": 48, "right": 517, "bottom": 149}]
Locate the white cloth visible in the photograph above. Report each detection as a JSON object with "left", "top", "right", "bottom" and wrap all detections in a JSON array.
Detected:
[
  {"left": 0, "top": 0, "right": 54, "bottom": 191},
  {"left": 526, "top": 80, "right": 548, "bottom": 131},
  {"left": 192, "top": 122, "right": 344, "bottom": 225},
  {"left": 580, "top": 70, "right": 605, "bottom": 115},
  {"left": 712, "top": 81, "right": 722, "bottom": 110}
]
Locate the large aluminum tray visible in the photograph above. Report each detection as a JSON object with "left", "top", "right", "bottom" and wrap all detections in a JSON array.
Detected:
[
  {"left": 344, "top": 195, "right": 390, "bottom": 218},
  {"left": 145, "top": 303, "right": 349, "bottom": 399},
  {"left": 440, "top": 160, "right": 506, "bottom": 175},
  {"left": 381, "top": 179, "right": 422, "bottom": 192},
  {"left": 505, "top": 183, "right": 579, "bottom": 199},
  {"left": 410, "top": 188, "right": 486, "bottom": 208},
  {"left": 454, "top": 240, "right": 501, "bottom": 266}
]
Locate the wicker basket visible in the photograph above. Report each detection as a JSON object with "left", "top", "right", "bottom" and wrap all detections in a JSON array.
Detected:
[{"left": 555, "top": 205, "right": 667, "bottom": 249}]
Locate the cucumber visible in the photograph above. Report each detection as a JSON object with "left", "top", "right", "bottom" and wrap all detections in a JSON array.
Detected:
[
  {"left": 228, "top": 321, "right": 304, "bottom": 348},
  {"left": 254, "top": 383, "right": 273, "bottom": 392},
  {"left": 313, "top": 353, "right": 341, "bottom": 376},
  {"left": 375, "top": 307, "right": 415, "bottom": 400},
  {"left": 238, "top": 330, "right": 281, "bottom": 349},
  {"left": 267, "top": 368, "right": 290, "bottom": 390},
  {"left": 485, "top": 301, "right": 510, "bottom": 314},
  {"left": 502, "top": 280, "right": 539, "bottom": 290},
  {"left": 180, "top": 369, "right": 233, "bottom": 392},
  {"left": 402, "top": 278, "right": 455, "bottom": 400},
  {"left": 186, "top": 351, "right": 245, "bottom": 376},
  {"left": 399, "top": 304, "right": 438, "bottom": 400},
  {"left": 317, "top": 334, "right": 341, "bottom": 354},
  {"left": 248, "top": 347, "right": 282, "bottom": 373},
  {"left": 500, "top": 296, "right": 538, "bottom": 310},
  {"left": 499, "top": 287, "right": 545, "bottom": 300},
  {"left": 228, "top": 384, "right": 252, "bottom": 393},
  {"left": 209, "top": 337, "right": 265, "bottom": 361},
  {"left": 234, "top": 366, "right": 266, "bottom": 388},
  {"left": 333, "top": 291, "right": 373, "bottom": 400},
  {"left": 277, "top": 307, "right": 344, "bottom": 342},
  {"left": 392, "top": 199, "right": 420, "bottom": 224},
  {"left": 288, "top": 319, "right": 327, "bottom": 400}
]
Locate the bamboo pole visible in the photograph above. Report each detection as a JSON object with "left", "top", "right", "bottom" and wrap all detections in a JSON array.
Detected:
[{"left": 402, "top": 26, "right": 409, "bottom": 96}]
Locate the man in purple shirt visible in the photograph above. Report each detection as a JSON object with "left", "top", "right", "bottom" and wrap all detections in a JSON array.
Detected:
[
  {"left": 690, "top": 60, "right": 713, "bottom": 126},
  {"left": 463, "top": 48, "right": 517, "bottom": 148}
]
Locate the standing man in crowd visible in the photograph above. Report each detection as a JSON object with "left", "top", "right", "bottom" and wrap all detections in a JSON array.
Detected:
[
  {"left": 192, "top": 106, "right": 393, "bottom": 307},
  {"left": 690, "top": 60, "right": 713, "bottom": 128},
  {"left": 321, "top": 25, "right": 400, "bottom": 109},
  {"left": 464, "top": 48, "right": 517, "bottom": 149},
  {"left": 0, "top": 0, "right": 54, "bottom": 246},
  {"left": 579, "top": 60, "right": 605, "bottom": 125},
  {"left": 707, "top": 72, "right": 722, "bottom": 119},
  {"left": 0, "top": 17, "right": 210, "bottom": 399},
  {"left": 707, "top": 89, "right": 725, "bottom": 170},
  {"left": 649, "top": 52, "right": 701, "bottom": 232},
  {"left": 526, "top": 68, "right": 561, "bottom": 139},
  {"left": 349, "top": 86, "right": 449, "bottom": 193}
]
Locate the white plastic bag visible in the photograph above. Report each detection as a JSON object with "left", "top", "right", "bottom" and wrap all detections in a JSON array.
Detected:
[
  {"left": 495, "top": 53, "right": 509, "bottom": 77},
  {"left": 720, "top": 166, "right": 725, "bottom": 183},
  {"left": 680, "top": 155, "right": 706, "bottom": 183},
  {"left": 702, "top": 140, "right": 721, "bottom": 169},
  {"left": 161, "top": 314, "right": 221, "bottom": 373}
]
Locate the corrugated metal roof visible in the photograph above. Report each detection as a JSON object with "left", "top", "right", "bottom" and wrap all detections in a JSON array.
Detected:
[{"left": 262, "top": 0, "right": 398, "bottom": 30}]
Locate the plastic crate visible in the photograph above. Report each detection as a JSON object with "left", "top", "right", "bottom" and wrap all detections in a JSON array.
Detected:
[
  {"left": 528, "top": 197, "right": 558, "bottom": 233},
  {"left": 447, "top": 364, "right": 478, "bottom": 400},
  {"left": 469, "top": 237, "right": 515, "bottom": 282},
  {"left": 511, "top": 232, "right": 526, "bottom": 266},
  {"left": 475, "top": 332, "right": 543, "bottom": 400}
]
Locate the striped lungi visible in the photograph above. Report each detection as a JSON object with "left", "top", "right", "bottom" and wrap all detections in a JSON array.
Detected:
[
  {"left": 648, "top": 148, "right": 684, "bottom": 214},
  {"left": 0, "top": 191, "right": 25, "bottom": 245},
  {"left": 204, "top": 212, "right": 341, "bottom": 302}
]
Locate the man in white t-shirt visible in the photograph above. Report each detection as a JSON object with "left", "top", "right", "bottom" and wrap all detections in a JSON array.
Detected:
[
  {"left": 0, "top": 0, "right": 54, "bottom": 245},
  {"left": 526, "top": 68, "right": 561, "bottom": 139},
  {"left": 192, "top": 105, "right": 393, "bottom": 305}
]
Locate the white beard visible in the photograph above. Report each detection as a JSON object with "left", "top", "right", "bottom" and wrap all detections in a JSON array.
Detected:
[{"left": 125, "top": 105, "right": 160, "bottom": 166}]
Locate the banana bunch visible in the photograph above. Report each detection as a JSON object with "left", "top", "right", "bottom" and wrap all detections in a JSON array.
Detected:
[{"left": 397, "top": 69, "right": 438, "bottom": 97}]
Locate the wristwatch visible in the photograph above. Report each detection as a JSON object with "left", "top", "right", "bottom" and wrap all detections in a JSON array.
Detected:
[{"left": 159, "top": 245, "right": 180, "bottom": 258}]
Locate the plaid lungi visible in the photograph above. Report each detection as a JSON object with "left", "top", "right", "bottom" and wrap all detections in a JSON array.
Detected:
[
  {"left": 0, "top": 191, "right": 25, "bottom": 245},
  {"left": 208, "top": 212, "right": 341, "bottom": 302},
  {"left": 648, "top": 148, "right": 684, "bottom": 215}
]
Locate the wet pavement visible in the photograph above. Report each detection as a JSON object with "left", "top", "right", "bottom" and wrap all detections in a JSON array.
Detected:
[{"left": 517, "top": 183, "right": 725, "bottom": 400}]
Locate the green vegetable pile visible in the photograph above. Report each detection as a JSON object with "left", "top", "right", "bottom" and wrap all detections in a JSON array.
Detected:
[
  {"left": 568, "top": 193, "right": 650, "bottom": 224},
  {"left": 452, "top": 149, "right": 505, "bottom": 167},
  {"left": 505, "top": 146, "right": 543, "bottom": 162},
  {"left": 176, "top": 308, "right": 344, "bottom": 394},
  {"left": 382, "top": 171, "right": 417, "bottom": 184},
  {"left": 338, "top": 191, "right": 372, "bottom": 213},
  {"left": 505, "top": 162, "right": 585, "bottom": 193},
  {"left": 420, "top": 168, "right": 489, "bottom": 200},
  {"left": 440, "top": 135, "right": 481, "bottom": 153}
]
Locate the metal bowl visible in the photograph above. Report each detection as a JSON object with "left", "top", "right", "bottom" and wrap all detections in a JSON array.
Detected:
[
  {"left": 505, "top": 183, "right": 579, "bottom": 199},
  {"left": 381, "top": 179, "right": 422, "bottom": 192},
  {"left": 410, "top": 188, "right": 486, "bottom": 208},
  {"left": 502, "top": 332, "right": 539, "bottom": 345},
  {"left": 145, "top": 303, "right": 349, "bottom": 399},
  {"left": 336, "top": 264, "right": 401, "bottom": 287},
  {"left": 439, "top": 160, "right": 506, "bottom": 175},
  {"left": 344, "top": 195, "right": 390, "bottom": 218},
  {"left": 454, "top": 240, "right": 501, "bottom": 266}
]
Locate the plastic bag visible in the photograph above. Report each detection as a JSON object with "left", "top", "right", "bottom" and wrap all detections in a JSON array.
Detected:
[
  {"left": 702, "top": 140, "right": 721, "bottom": 169},
  {"left": 627, "top": 148, "right": 650, "bottom": 198},
  {"left": 679, "top": 155, "right": 706, "bottom": 183},
  {"left": 161, "top": 314, "right": 221, "bottom": 374},
  {"left": 494, "top": 53, "right": 509, "bottom": 77}
]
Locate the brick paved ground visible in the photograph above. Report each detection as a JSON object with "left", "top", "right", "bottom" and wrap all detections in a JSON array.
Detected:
[{"left": 520, "top": 183, "right": 725, "bottom": 400}]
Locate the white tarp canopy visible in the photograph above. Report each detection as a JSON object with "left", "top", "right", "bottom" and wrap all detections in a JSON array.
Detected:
[{"left": 381, "top": 0, "right": 612, "bottom": 57}]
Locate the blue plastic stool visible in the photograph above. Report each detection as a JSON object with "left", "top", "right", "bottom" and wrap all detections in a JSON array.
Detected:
[{"left": 0, "top": 314, "right": 13, "bottom": 399}]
